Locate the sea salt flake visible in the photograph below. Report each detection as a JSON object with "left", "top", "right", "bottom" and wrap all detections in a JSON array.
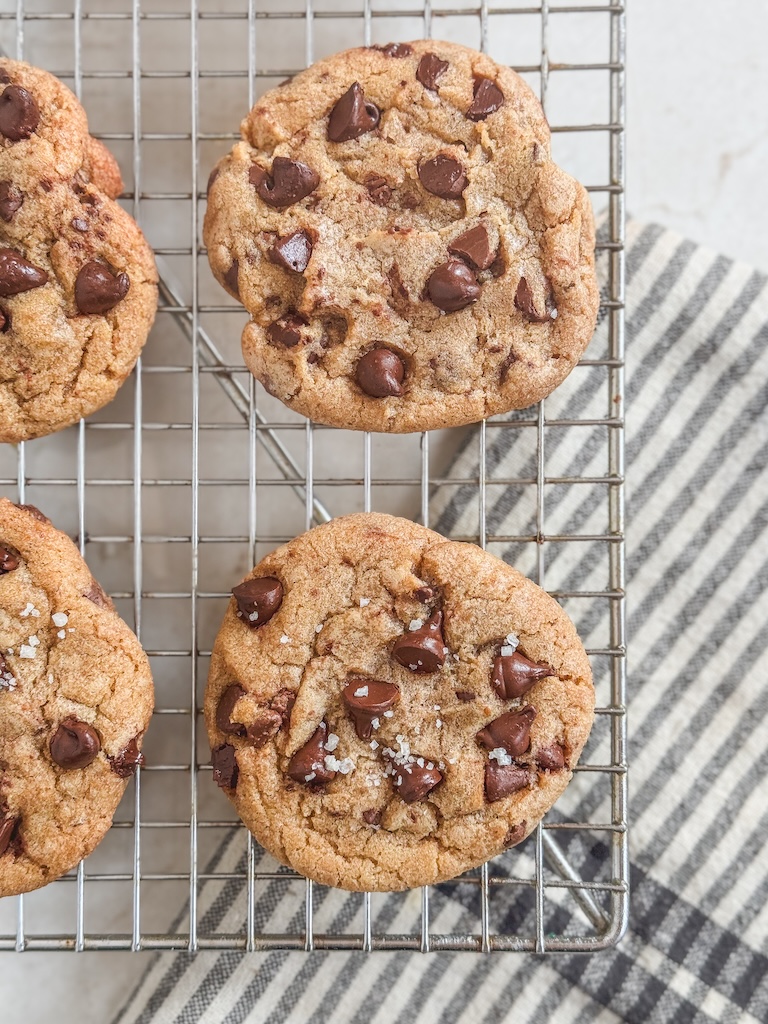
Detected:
[
  {"left": 408, "top": 619, "right": 423, "bottom": 631},
  {"left": 248, "top": 611, "right": 259, "bottom": 622},
  {"left": 371, "top": 717, "right": 380, "bottom": 730},
  {"left": 324, "top": 733, "right": 339, "bottom": 752},
  {"left": 426, "top": 762, "right": 434, "bottom": 771},
  {"left": 436, "top": 719, "right": 442, "bottom": 729},
  {"left": 448, "top": 757, "right": 457, "bottom": 764},
  {"left": 359, "top": 597, "right": 371, "bottom": 607},
  {"left": 383, "top": 710, "right": 394, "bottom": 718},
  {"left": 31, "top": 608, "right": 40, "bottom": 618},
  {"left": 52, "top": 612, "right": 69, "bottom": 628},
  {"left": 19, "top": 645, "right": 36, "bottom": 659},
  {"left": 417, "top": 757, "right": 425, "bottom": 768},
  {"left": 305, "top": 772, "right": 316, "bottom": 782},
  {"left": 337, "top": 758, "right": 355, "bottom": 775},
  {"left": 433, "top": 705, "right": 441, "bottom": 711},
  {"left": 489, "top": 747, "right": 513, "bottom": 766},
  {"left": 354, "top": 685, "right": 369, "bottom": 698},
  {"left": 19, "top": 603, "right": 34, "bottom": 618},
  {"left": 370, "top": 740, "right": 379, "bottom": 750},
  {"left": 57, "top": 630, "right": 66, "bottom": 639},
  {"left": 409, "top": 664, "right": 418, "bottom": 671},
  {"left": 453, "top": 653, "right": 460, "bottom": 662},
  {"left": 500, "top": 645, "right": 516, "bottom": 657},
  {"left": 279, "top": 634, "right": 290, "bottom": 644},
  {"left": 315, "top": 623, "right": 324, "bottom": 633},
  {"left": 28, "top": 635, "right": 40, "bottom": 647}
]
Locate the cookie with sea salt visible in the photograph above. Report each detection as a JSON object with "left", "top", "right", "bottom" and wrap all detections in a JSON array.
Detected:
[
  {"left": 204, "top": 40, "right": 598, "bottom": 433},
  {"left": 204, "top": 513, "right": 594, "bottom": 892},
  {"left": 0, "top": 59, "right": 158, "bottom": 443},
  {"left": 0, "top": 498, "right": 154, "bottom": 897}
]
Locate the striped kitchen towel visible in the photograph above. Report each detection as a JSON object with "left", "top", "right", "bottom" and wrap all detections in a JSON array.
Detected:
[{"left": 114, "top": 221, "right": 768, "bottom": 1024}]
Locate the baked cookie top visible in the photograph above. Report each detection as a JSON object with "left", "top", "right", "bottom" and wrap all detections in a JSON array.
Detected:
[
  {"left": 204, "top": 40, "right": 598, "bottom": 433},
  {"left": 0, "top": 499, "right": 154, "bottom": 898},
  {"left": 0, "top": 59, "right": 158, "bottom": 443},
  {"left": 205, "top": 513, "right": 594, "bottom": 892}
]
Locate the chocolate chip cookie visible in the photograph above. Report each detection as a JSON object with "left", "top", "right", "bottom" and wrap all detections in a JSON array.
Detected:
[
  {"left": 0, "top": 498, "right": 154, "bottom": 897},
  {"left": 204, "top": 40, "right": 598, "bottom": 433},
  {"left": 205, "top": 513, "right": 593, "bottom": 892},
  {"left": 0, "top": 59, "right": 158, "bottom": 443}
]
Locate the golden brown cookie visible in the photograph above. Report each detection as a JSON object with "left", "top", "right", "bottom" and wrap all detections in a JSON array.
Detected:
[
  {"left": 0, "top": 499, "right": 154, "bottom": 897},
  {"left": 204, "top": 513, "right": 594, "bottom": 891},
  {"left": 0, "top": 59, "right": 158, "bottom": 443},
  {"left": 204, "top": 40, "right": 598, "bottom": 433}
]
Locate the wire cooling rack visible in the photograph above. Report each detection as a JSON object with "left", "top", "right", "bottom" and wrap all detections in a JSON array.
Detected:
[{"left": 0, "top": 0, "right": 627, "bottom": 952}]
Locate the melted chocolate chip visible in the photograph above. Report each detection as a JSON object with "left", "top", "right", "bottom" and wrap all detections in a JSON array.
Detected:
[
  {"left": 109, "top": 736, "right": 144, "bottom": 778},
  {"left": 266, "top": 313, "right": 307, "bottom": 348},
  {"left": 536, "top": 743, "right": 566, "bottom": 772},
  {"left": 392, "top": 762, "right": 443, "bottom": 803},
  {"left": 418, "top": 154, "right": 468, "bottom": 199},
  {"left": 0, "top": 70, "right": 10, "bottom": 85},
  {"left": 371, "top": 42, "right": 413, "bottom": 58},
  {"left": 356, "top": 348, "right": 405, "bottom": 398},
  {"left": 75, "top": 261, "right": 130, "bottom": 314},
  {"left": 427, "top": 258, "right": 480, "bottom": 312},
  {"left": 232, "top": 576, "right": 283, "bottom": 627},
  {"left": 455, "top": 690, "right": 476, "bottom": 703},
  {"left": 466, "top": 77, "right": 504, "bottom": 121},
  {"left": 364, "top": 174, "right": 392, "bottom": 206},
  {"left": 71, "top": 217, "right": 88, "bottom": 233},
  {"left": 50, "top": 717, "right": 101, "bottom": 769},
  {"left": 216, "top": 683, "right": 247, "bottom": 736},
  {"left": 0, "top": 247, "right": 48, "bottom": 296},
  {"left": 0, "top": 545, "right": 19, "bottom": 573},
  {"left": 503, "top": 820, "right": 528, "bottom": 847},
  {"left": 492, "top": 651, "right": 553, "bottom": 700},
  {"left": 514, "top": 276, "right": 555, "bottom": 323},
  {"left": 211, "top": 743, "right": 238, "bottom": 789},
  {"left": 328, "top": 82, "right": 380, "bottom": 143},
  {"left": 416, "top": 52, "right": 449, "bottom": 91},
  {"left": 247, "top": 709, "right": 283, "bottom": 748},
  {"left": 83, "top": 579, "right": 111, "bottom": 609},
  {"left": 414, "top": 585, "right": 437, "bottom": 603},
  {"left": 268, "top": 230, "right": 313, "bottom": 274},
  {"left": 448, "top": 224, "right": 496, "bottom": 271},
  {"left": 485, "top": 762, "right": 530, "bottom": 802},
  {"left": 0, "top": 307, "right": 9, "bottom": 333},
  {"left": 342, "top": 679, "right": 400, "bottom": 739},
  {"left": 287, "top": 722, "right": 336, "bottom": 785},
  {"left": 250, "top": 158, "right": 319, "bottom": 208},
  {"left": 0, "top": 85, "right": 40, "bottom": 141},
  {"left": 0, "top": 181, "right": 23, "bottom": 222},
  {"left": 0, "top": 813, "right": 19, "bottom": 856},
  {"left": 477, "top": 706, "right": 536, "bottom": 757},
  {"left": 270, "top": 688, "right": 296, "bottom": 726},
  {"left": 223, "top": 259, "right": 240, "bottom": 298},
  {"left": 392, "top": 610, "right": 446, "bottom": 673},
  {"left": 363, "top": 808, "right": 382, "bottom": 826}
]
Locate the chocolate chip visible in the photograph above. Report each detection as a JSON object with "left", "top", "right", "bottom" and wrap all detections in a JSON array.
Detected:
[
  {"left": 0, "top": 545, "right": 19, "bottom": 573},
  {"left": 83, "top": 578, "right": 111, "bottom": 608},
  {"left": 15, "top": 503, "right": 49, "bottom": 523},
  {"left": 514, "top": 276, "right": 555, "bottom": 323},
  {"left": 286, "top": 722, "right": 336, "bottom": 786},
  {"left": 342, "top": 678, "right": 400, "bottom": 739},
  {"left": 416, "top": 53, "right": 449, "bottom": 91},
  {"left": 0, "top": 247, "right": 48, "bottom": 296},
  {"left": 211, "top": 743, "right": 238, "bottom": 789},
  {"left": 75, "top": 261, "right": 130, "bottom": 314},
  {"left": 0, "top": 813, "right": 19, "bottom": 857},
  {"left": 418, "top": 154, "right": 468, "bottom": 199},
  {"left": 266, "top": 313, "right": 307, "bottom": 348},
  {"left": 223, "top": 259, "right": 240, "bottom": 298},
  {"left": 499, "top": 349, "right": 519, "bottom": 383},
  {"left": 466, "top": 77, "right": 504, "bottom": 121},
  {"left": 356, "top": 348, "right": 405, "bottom": 398},
  {"left": 206, "top": 165, "right": 220, "bottom": 195},
  {"left": 268, "top": 230, "right": 313, "bottom": 274},
  {"left": 363, "top": 808, "right": 382, "bottom": 825},
  {"left": 492, "top": 651, "right": 553, "bottom": 700},
  {"left": 232, "top": 575, "right": 283, "bottom": 627},
  {"left": 503, "top": 820, "right": 528, "bottom": 847},
  {"left": 489, "top": 257, "right": 506, "bottom": 278},
  {"left": 50, "top": 717, "right": 101, "bottom": 769},
  {"left": 270, "top": 688, "right": 296, "bottom": 726},
  {"left": 71, "top": 217, "right": 88, "bottom": 233},
  {"left": 0, "top": 181, "right": 23, "bottom": 222},
  {"left": 455, "top": 690, "right": 476, "bottom": 703},
  {"left": 246, "top": 709, "right": 283, "bottom": 748},
  {"left": 0, "top": 307, "right": 9, "bottom": 333},
  {"left": 216, "top": 683, "right": 247, "bottom": 736},
  {"left": 392, "top": 610, "right": 446, "bottom": 673},
  {"left": 250, "top": 157, "right": 319, "bottom": 208},
  {"left": 448, "top": 224, "right": 496, "bottom": 271},
  {"left": 536, "top": 742, "right": 566, "bottom": 772},
  {"left": 371, "top": 42, "right": 413, "bottom": 58},
  {"left": 0, "top": 85, "right": 40, "bottom": 141},
  {"left": 427, "top": 258, "right": 480, "bottom": 312},
  {"left": 392, "top": 762, "right": 443, "bottom": 803},
  {"left": 328, "top": 82, "right": 381, "bottom": 143},
  {"left": 0, "top": 70, "right": 10, "bottom": 85},
  {"left": 485, "top": 763, "right": 530, "bottom": 802},
  {"left": 364, "top": 174, "right": 392, "bottom": 206},
  {"left": 109, "top": 736, "right": 144, "bottom": 778},
  {"left": 477, "top": 706, "right": 536, "bottom": 757}
]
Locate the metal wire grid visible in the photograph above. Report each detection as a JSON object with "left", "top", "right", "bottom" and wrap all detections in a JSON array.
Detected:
[{"left": 0, "top": 0, "right": 627, "bottom": 952}]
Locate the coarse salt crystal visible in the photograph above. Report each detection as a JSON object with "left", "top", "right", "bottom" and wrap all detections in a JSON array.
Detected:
[
  {"left": 426, "top": 762, "right": 434, "bottom": 771},
  {"left": 28, "top": 635, "right": 40, "bottom": 647},
  {"left": 19, "top": 645, "right": 35, "bottom": 659},
  {"left": 383, "top": 710, "right": 394, "bottom": 718},
  {"left": 371, "top": 717, "right": 380, "bottom": 730},
  {"left": 354, "top": 685, "right": 369, "bottom": 698},
  {"left": 408, "top": 619, "right": 423, "bottom": 631},
  {"left": 31, "top": 608, "right": 40, "bottom": 618},
  {"left": 52, "top": 612, "right": 69, "bottom": 628},
  {"left": 359, "top": 597, "right": 370, "bottom": 607},
  {"left": 500, "top": 645, "right": 516, "bottom": 657},
  {"left": 417, "top": 757, "right": 425, "bottom": 768},
  {"left": 324, "top": 733, "right": 339, "bottom": 752},
  {"left": 279, "top": 634, "right": 290, "bottom": 644},
  {"left": 448, "top": 757, "right": 457, "bottom": 764},
  {"left": 489, "top": 747, "right": 513, "bottom": 766},
  {"left": 409, "top": 664, "right": 418, "bottom": 671},
  {"left": 453, "top": 653, "right": 460, "bottom": 662},
  {"left": 248, "top": 611, "right": 259, "bottom": 621},
  {"left": 550, "top": 308, "right": 558, "bottom": 320},
  {"left": 370, "top": 740, "right": 379, "bottom": 750},
  {"left": 305, "top": 772, "right": 316, "bottom": 782},
  {"left": 433, "top": 705, "right": 441, "bottom": 711},
  {"left": 19, "top": 603, "right": 34, "bottom": 618},
  {"left": 315, "top": 623, "right": 324, "bottom": 633},
  {"left": 436, "top": 719, "right": 442, "bottom": 729},
  {"left": 57, "top": 630, "right": 66, "bottom": 640},
  {"left": 337, "top": 758, "right": 355, "bottom": 775}
]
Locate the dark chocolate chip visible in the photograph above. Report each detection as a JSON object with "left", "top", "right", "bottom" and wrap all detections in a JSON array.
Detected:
[
  {"left": 223, "top": 259, "right": 240, "bottom": 298},
  {"left": 418, "top": 154, "right": 468, "bottom": 199},
  {"left": 268, "top": 230, "right": 313, "bottom": 274},
  {"left": 0, "top": 545, "right": 19, "bottom": 573},
  {"left": 489, "top": 257, "right": 506, "bottom": 278},
  {"left": 216, "top": 683, "right": 247, "bottom": 736},
  {"left": 250, "top": 157, "right": 319, "bottom": 208},
  {"left": 392, "top": 610, "right": 446, "bottom": 673},
  {"left": 0, "top": 181, "right": 23, "bottom": 222},
  {"left": 416, "top": 52, "right": 449, "bottom": 91},
  {"left": 514, "top": 276, "right": 555, "bottom": 323},
  {"left": 392, "top": 762, "right": 443, "bottom": 803},
  {"left": 414, "top": 585, "right": 437, "bottom": 603},
  {"left": 448, "top": 224, "right": 496, "bottom": 271},
  {"left": 206, "top": 165, "right": 220, "bottom": 195},
  {"left": 363, "top": 808, "right": 382, "bottom": 825},
  {"left": 503, "top": 820, "right": 528, "bottom": 847},
  {"left": 364, "top": 174, "right": 392, "bottom": 206},
  {"left": 75, "top": 261, "right": 130, "bottom": 314},
  {"left": 371, "top": 42, "right": 413, "bottom": 58},
  {"left": 356, "top": 348, "right": 405, "bottom": 398},
  {"left": 536, "top": 742, "right": 566, "bottom": 772},
  {"left": 211, "top": 743, "right": 239, "bottom": 789},
  {"left": 50, "top": 717, "right": 101, "bottom": 769},
  {"left": 0, "top": 813, "right": 19, "bottom": 856},
  {"left": 477, "top": 706, "right": 536, "bottom": 757},
  {"left": 270, "top": 687, "right": 296, "bottom": 727},
  {"left": 427, "top": 258, "right": 480, "bottom": 312},
  {"left": 0, "top": 85, "right": 40, "bottom": 141},
  {"left": 286, "top": 722, "right": 336, "bottom": 785},
  {"left": 232, "top": 575, "right": 283, "bottom": 627},
  {"left": 109, "top": 736, "right": 144, "bottom": 778},
  {"left": 0, "top": 306, "right": 9, "bottom": 332},
  {"left": 83, "top": 578, "right": 111, "bottom": 608},
  {"left": 71, "top": 217, "right": 88, "bottom": 233},
  {"left": 342, "top": 678, "right": 400, "bottom": 739},
  {"left": 485, "top": 762, "right": 530, "bottom": 802},
  {"left": 492, "top": 651, "right": 553, "bottom": 699},
  {"left": 466, "top": 77, "right": 504, "bottom": 121},
  {"left": 0, "top": 70, "right": 10, "bottom": 85},
  {"left": 455, "top": 690, "right": 476, "bottom": 703},
  {"left": 246, "top": 709, "right": 283, "bottom": 748},
  {"left": 499, "top": 349, "right": 519, "bottom": 383},
  {"left": 15, "top": 503, "right": 49, "bottom": 523},
  {"left": 328, "top": 82, "right": 380, "bottom": 143},
  {"left": 0, "top": 247, "right": 48, "bottom": 297},
  {"left": 266, "top": 313, "right": 307, "bottom": 348}
]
